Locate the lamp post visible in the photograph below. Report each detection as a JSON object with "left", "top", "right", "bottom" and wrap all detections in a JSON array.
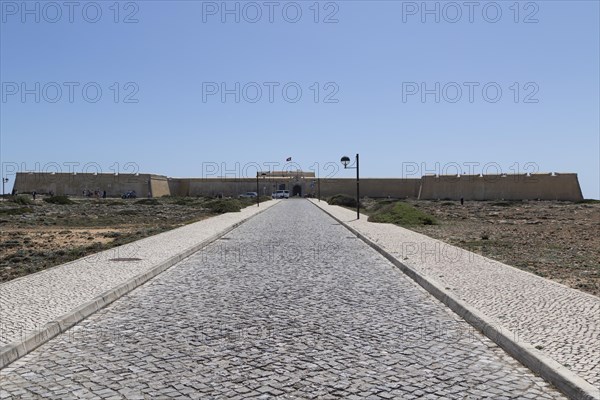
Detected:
[
  {"left": 256, "top": 172, "right": 266, "bottom": 206},
  {"left": 316, "top": 167, "right": 321, "bottom": 202},
  {"left": 2, "top": 177, "right": 9, "bottom": 199},
  {"left": 341, "top": 154, "right": 360, "bottom": 219}
]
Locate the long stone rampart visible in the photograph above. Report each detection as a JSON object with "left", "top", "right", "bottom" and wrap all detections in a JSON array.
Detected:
[
  {"left": 418, "top": 173, "right": 583, "bottom": 201},
  {"left": 13, "top": 172, "right": 584, "bottom": 201}
]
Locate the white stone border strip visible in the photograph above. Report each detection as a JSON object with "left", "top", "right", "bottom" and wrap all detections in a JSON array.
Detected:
[
  {"left": 310, "top": 200, "right": 599, "bottom": 400},
  {"left": 0, "top": 201, "right": 279, "bottom": 370}
]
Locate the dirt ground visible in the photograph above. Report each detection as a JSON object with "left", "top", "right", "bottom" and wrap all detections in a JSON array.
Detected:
[
  {"left": 0, "top": 197, "right": 215, "bottom": 283},
  {"left": 407, "top": 200, "right": 600, "bottom": 296}
]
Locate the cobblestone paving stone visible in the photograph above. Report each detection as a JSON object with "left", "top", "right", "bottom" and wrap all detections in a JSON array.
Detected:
[
  {"left": 310, "top": 199, "right": 600, "bottom": 390},
  {"left": 0, "top": 200, "right": 564, "bottom": 398},
  {"left": 0, "top": 201, "right": 278, "bottom": 347}
]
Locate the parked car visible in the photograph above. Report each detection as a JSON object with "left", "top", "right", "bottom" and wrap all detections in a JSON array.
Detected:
[
  {"left": 238, "top": 192, "right": 258, "bottom": 198},
  {"left": 272, "top": 190, "right": 289, "bottom": 199}
]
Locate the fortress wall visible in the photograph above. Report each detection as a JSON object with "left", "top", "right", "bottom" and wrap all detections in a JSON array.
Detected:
[
  {"left": 14, "top": 172, "right": 584, "bottom": 201},
  {"left": 186, "top": 178, "right": 289, "bottom": 197},
  {"left": 319, "top": 179, "right": 421, "bottom": 199},
  {"left": 188, "top": 179, "right": 254, "bottom": 197},
  {"left": 180, "top": 178, "right": 421, "bottom": 199},
  {"left": 149, "top": 175, "right": 171, "bottom": 198},
  {"left": 167, "top": 178, "right": 187, "bottom": 197},
  {"left": 419, "top": 173, "right": 584, "bottom": 201},
  {"left": 13, "top": 173, "right": 152, "bottom": 197}
]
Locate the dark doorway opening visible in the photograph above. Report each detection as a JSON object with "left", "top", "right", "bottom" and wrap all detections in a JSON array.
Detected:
[{"left": 292, "top": 185, "right": 302, "bottom": 197}]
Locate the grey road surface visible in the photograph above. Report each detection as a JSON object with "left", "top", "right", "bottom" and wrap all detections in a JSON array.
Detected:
[{"left": 0, "top": 199, "right": 563, "bottom": 399}]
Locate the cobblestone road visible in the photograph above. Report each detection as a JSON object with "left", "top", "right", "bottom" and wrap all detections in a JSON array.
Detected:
[
  {"left": 310, "top": 200, "right": 600, "bottom": 390},
  {"left": 0, "top": 200, "right": 563, "bottom": 399},
  {"left": 0, "top": 201, "right": 278, "bottom": 348}
]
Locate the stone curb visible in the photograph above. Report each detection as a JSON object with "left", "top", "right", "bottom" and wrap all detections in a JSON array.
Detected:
[
  {"left": 0, "top": 201, "right": 279, "bottom": 370},
  {"left": 310, "top": 200, "right": 599, "bottom": 400}
]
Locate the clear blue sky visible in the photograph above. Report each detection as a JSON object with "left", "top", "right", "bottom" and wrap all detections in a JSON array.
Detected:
[{"left": 1, "top": 0, "right": 599, "bottom": 198}]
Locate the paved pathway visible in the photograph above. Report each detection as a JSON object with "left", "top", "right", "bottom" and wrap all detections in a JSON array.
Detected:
[
  {"left": 0, "top": 200, "right": 278, "bottom": 348},
  {"left": 0, "top": 199, "right": 563, "bottom": 398},
  {"left": 310, "top": 199, "right": 600, "bottom": 391}
]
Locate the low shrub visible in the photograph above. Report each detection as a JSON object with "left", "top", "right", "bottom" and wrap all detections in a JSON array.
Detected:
[
  {"left": 576, "top": 199, "right": 600, "bottom": 204},
  {"left": 204, "top": 199, "right": 242, "bottom": 214},
  {"left": 492, "top": 201, "right": 522, "bottom": 207},
  {"left": 135, "top": 198, "right": 159, "bottom": 206},
  {"left": 117, "top": 209, "right": 137, "bottom": 215},
  {"left": 172, "top": 197, "right": 204, "bottom": 206},
  {"left": 43, "top": 196, "right": 74, "bottom": 205},
  {"left": 10, "top": 195, "right": 33, "bottom": 205},
  {"left": 328, "top": 194, "right": 358, "bottom": 208},
  {"left": 105, "top": 201, "right": 126, "bottom": 206},
  {"left": 173, "top": 198, "right": 194, "bottom": 206},
  {"left": 102, "top": 231, "right": 122, "bottom": 238},
  {"left": 368, "top": 201, "right": 437, "bottom": 227},
  {"left": 0, "top": 207, "right": 33, "bottom": 215}
]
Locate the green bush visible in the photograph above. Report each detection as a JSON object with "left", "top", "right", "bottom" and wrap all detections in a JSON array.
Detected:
[
  {"left": 328, "top": 194, "right": 358, "bottom": 208},
  {"left": 492, "top": 201, "right": 521, "bottom": 207},
  {"left": 0, "top": 207, "right": 33, "bottom": 215},
  {"left": 237, "top": 198, "right": 253, "bottom": 207},
  {"left": 43, "top": 196, "right": 74, "bottom": 205},
  {"left": 576, "top": 199, "right": 600, "bottom": 204},
  {"left": 10, "top": 195, "right": 33, "bottom": 205},
  {"left": 102, "top": 231, "right": 122, "bottom": 238},
  {"left": 173, "top": 198, "right": 193, "bottom": 205},
  {"left": 368, "top": 201, "right": 437, "bottom": 227},
  {"left": 172, "top": 197, "right": 204, "bottom": 206},
  {"left": 367, "top": 199, "right": 395, "bottom": 212},
  {"left": 135, "top": 198, "right": 159, "bottom": 206},
  {"left": 105, "top": 201, "right": 126, "bottom": 206},
  {"left": 204, "top": 199, "right": 242, "bottom": 214},
  {"left": 117, "top": 209, "right": 137, "bottom": 215}
]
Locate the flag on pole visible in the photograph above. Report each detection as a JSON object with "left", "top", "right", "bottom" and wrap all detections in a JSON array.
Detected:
[{"left": 286, "top": 157, "right": 292, "bottom": 161}]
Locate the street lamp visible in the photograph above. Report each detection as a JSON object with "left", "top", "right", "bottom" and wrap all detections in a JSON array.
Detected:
[
  {"left": 2, "top": 177, "right": 9, "bottom": 199},
  {"left": 340, "top": 154, "right": 360, "bottom": 219},
  {"left": 317, "top": 176, "right": 321, "bottom": 201},
  {"left": 256, "top": 172, "right": 266, "bottom": 206}
]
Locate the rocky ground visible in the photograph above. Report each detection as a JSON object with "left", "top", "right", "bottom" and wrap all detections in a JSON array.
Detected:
[
  {"left": 405, "top": 200, "right": 600, "bottom": 296},
  {"left": 0, "top": 196, "right": 253, "bottom": 283}
]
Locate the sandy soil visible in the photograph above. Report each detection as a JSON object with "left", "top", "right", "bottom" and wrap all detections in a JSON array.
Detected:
[{"left": 0, "top": 197, "right": 213, "bottom": 282}]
